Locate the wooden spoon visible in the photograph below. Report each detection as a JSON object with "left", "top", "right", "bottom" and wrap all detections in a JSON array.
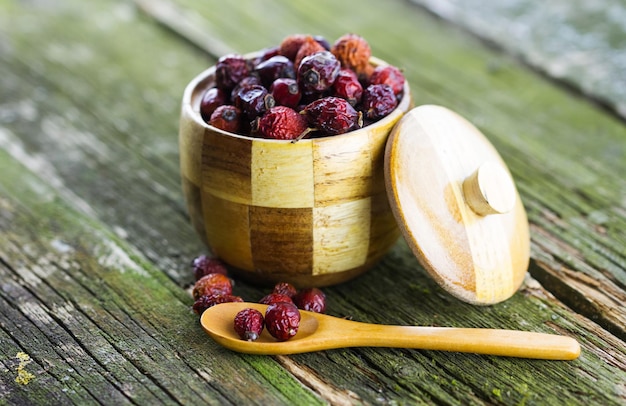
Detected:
[{"left": 200, "top": 302, "right": 580, "bottom": 360}]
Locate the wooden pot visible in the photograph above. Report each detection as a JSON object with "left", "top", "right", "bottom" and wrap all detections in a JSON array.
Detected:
[{"left": 179, "top": 57, "right": 412, "bottom": 287}]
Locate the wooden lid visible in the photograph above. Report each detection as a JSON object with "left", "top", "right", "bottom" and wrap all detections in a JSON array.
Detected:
[{"left": 384, "top": 105, "right": 530, "bottom": 305}]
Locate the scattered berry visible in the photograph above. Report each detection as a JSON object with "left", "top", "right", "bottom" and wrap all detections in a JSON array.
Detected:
[
  {"left": 361, "top": 84, "right": 398, "bottom": 121},
  {"left": 303, "top": 97, "right": 362, "bottom": 135},
  {"left": 192, "top": 273, "right": 233, "bottom": 300},
  {"left": 192, "top": 255, "right": 228, "bottom": 281},
  {"left": 255, "top": 55, "right": 295, "bottom": 88},
  {"left": 333, "top": 68, "right": 363, "bottom": 106},
  {"left": 253, "top": 106, "right": 308, "bottom": 140},
  {"left": 192, "top": 294, "right": 243, "bottom": 315},
  {"left": 331, "top": 34, "right": 372, "bottom": 77},
  {"left": 369, "top": 65, "right": 405, "bottom": 95},
  {"left": 265, "top": 302, "right": 301, "bottom": 341},
  {"left": 293, "top": 288, "right": 326, "bottom": 313},
  {"left": 259, "top": 292, "right": 294, "bottom": 305},
  {"left": 215, "top": 54, "right": 251, "bottom": 91},
  {"left": 209, "top": 105, "right": 242, "bottom": 133},
  {"left": 297, "top": 51, "right": 340, "bottom": 95},
  {"left": 200, "top": 87, "right": 228, "bottom": 121},
  {"left": 234, "top": 84, "right": 275, "bottom": 120},
  {"left": 234, "top": 308, "right": 265, "bottom": 341},
  {"left": 272, "top": 282, "right": 298, "bottom": 298},
  {"left": 270, "top": 78, "right": 301, "bottom": 108}
]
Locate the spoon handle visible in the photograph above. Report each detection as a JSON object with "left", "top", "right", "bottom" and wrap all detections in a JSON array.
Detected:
[{"left": 341, "top": 323, "right": 580, "bottom": 360}]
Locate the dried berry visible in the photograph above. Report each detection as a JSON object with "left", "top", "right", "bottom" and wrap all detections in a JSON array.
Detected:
[
  {"left": 265, "top": 302, "right": 301, "bottom": 341},
  {"left": 293, "top": 288, "right": 326, "bottom": 313},
  {"left": 192, "top": 255, "right": 228, "bottom": 281},
  {"left": 279, "top": 34, "right": 308, "bottom": 61},
  {"left": 253, "top": 106, "right": 308, "bottom": 140},
  {"left": 273, "top": 282, "right": 297, "bottom": 298},
  {"left": 259, "top": 292, "right": 293, "bottom": 305},
  {"left": 297, "top": 51, "right": 340, "bottom": 95},
  {"left": 369, "top": 65, "right": 405, "bottom": 95},
  {"left": 332, "top": 68, "right": 363, "bottom": 106},
  {"left": 252, "top": 46, "right": 281, "bottom": 65},
  {"left": 233, "top": 85, "right": 275, "bottom": 120},
  {"left": 270, "top": 78, "right": 301, "bottom": 108},
  {"left": 331, "top": 34, "right": 372, "bottom": 77},
  {"left": 192, "top": 273, "right": 233, "bottom": 300},
  {"left": 361, "top": 84, "right": 398, "bottom": 121},
  {"left": 215, "top": 54, "right": 251, "bottom": 91},
  {"left": 200, "top": 87, "right": 228, "bottom": 122},
  {"left": 294, "top": 36, "right": 327, "bottom": 69},
  {"left": 230, "top": 75, "right": 262, "bottom": 101},
  {"left": 233, "top": 308, "right": 265, "bottom": 341},
  {"left": 192, "top": 294, "right": 243, "bottom": 315},
  {"left": 303, "top": 97, "right": 362, "bottom": 135},
  {"left": 254, "top": 55, "right": 295, "bottom": 88},
  {"left": 209, "top": 105, "right": 242, "bottom": 133}
]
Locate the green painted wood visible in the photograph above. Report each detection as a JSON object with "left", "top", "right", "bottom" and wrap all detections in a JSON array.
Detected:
[{"left": 0, "top": 0, "right": 625, "bottom": 404}]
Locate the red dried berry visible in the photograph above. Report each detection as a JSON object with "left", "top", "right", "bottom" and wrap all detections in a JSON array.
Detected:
[
  {"left": 192, "top": 255, "right": 228, "bottom": 281},
  {"left": 230, "top": 75, "right": 262, "bottom": 101},
  {"left": 233, "top": 84, "right": 275, "bottom": 120},
  {"left": 331, "top": 34, "right": 372, "bottom": 77},
  {"left": 265, "top": 302, "right": 301, "bottom": 341},
  {"left": 192, "top": 294, "right": 243, "bottom": 315},
  {"left": 252, "top": 46, "right": 281, "bottom": 65},
  {"left": 333, "top": 68, "right": 363, "bottom": 106},
  {"left": 209, "top": 105, "right": 242, "bottom": 133},
  {"left": 270, "top": 78, "right": 301, "bottom": 108},
  {"left": 369, "top": 65, "right": 405, "bottom": 95},
  {"left": 259, "top": 292, "right": 293, "bottom": 305},
  {"left": 233, "top": 308, "right": 265, "bottom": 341},
  {"left": 192, "top": 273, "right": 233, "bottom": 300},
  {"left": 273, "top": 282, "right": 298, "bottom": 298},
  {"left": 294, "top": 36, "right": 327, "bottom": 69},
  {"left": 200, "top": 87, "right": 228, "bottom": 122},
  {"left": 279, "top": 34, "right": 308, "bottom": 61},
  {"left": 293, "top": 288, "right": 326, "bottom": 313},
  {"left": 253, "top": 106, "right": 308, "bottom": 140},
  {"left": 361, "top": 84, "right": 398, "bottom": 121},
  {"left": 254, "top": 55, "right": 295, "bottom": 88},
  {"left": 297, "top": 51, "right": 340, "bottom": 95},
  {"left": 303, "top": 96, "right": 362, "bottom": 135},
  {"left": 215, "top": 54, "right": 251, "bottom": 91}
]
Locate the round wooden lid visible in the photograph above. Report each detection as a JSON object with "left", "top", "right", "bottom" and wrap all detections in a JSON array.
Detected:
[{"left": 384, "top": 105, "right": 530, "bottom": 305}]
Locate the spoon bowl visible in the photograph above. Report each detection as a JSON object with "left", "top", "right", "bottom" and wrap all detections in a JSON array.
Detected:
[{"left": 201, "top": 302, "right": 580, "bottom": 360}]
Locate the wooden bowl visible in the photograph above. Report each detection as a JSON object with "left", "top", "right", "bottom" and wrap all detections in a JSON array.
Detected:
[{"left": 179, "top": 56, "right": 411, "bottom": 287}]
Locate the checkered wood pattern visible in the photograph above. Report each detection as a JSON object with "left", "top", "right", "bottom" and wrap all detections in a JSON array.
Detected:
[{"left": 179, "top": 64, "right": 409, "bottom": 287}]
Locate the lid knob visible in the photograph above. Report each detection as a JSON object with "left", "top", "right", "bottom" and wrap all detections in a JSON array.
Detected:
[{"left": 462, "top": 161, "right": 516, "bottom": 216}]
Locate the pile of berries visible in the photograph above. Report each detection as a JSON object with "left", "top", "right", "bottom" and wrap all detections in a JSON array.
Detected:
[
  {"left": 190, "top": 255, "right": 326, "bottom": 342},
  {"left": 200, "top": 33, "right": 406, "bottom": 140}
]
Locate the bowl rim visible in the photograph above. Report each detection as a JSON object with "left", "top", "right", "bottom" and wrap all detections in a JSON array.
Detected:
[{"left": 181, "top": 55, "right": 412, "bottom": 143}]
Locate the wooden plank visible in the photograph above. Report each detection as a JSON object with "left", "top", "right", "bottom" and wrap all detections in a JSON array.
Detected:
[{"left": 0, "top": 0, "right": 625, "bottom": 405}]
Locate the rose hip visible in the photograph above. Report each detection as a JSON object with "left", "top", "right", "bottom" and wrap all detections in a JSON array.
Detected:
[
  {"left": 265, "top": 302, "right": 301, "bottom": 341},
  {"left": 362, "top": 84, "right": 398, "bottom": 121},
  {"left": 192, "top": 255, "right": 228, "bottom": 281},
  {"left": 369, "top": 65, "right": 405, "bottom": 95},
  {"left": 200, "top": 87, "right": 227, "bottom": 122},
  {"left": 215, "top": 54, "right": 250, "bottom": 91},
  {"left": 259, "top": 292, "right": 293, "bottom": 305},
  {"left": 279, "top": 34, "right": 308, "bottom": 61},
  {"left": 303, "top": 96, "right": 362, "bottom": 135},
  {"left": 230, "top": 75, "right": 262, "bottom": 101},
  {"left": 270, "top": 78, "right": 301, "bottom": 108},
  {"left": 192, "top": 273, "right": 233, "bottom": 300},
  {"left": 234, "top": 308, "right": 265, "bottom": 341},
  {"left": 192, "top": 294, "right": 243, "bottom": 315},
  {"left": 254, "top": 55, "right": 295, "bottom": 88},
  {"left": 293, "top": 288, "right": 326, "bottom": 313},
  {"left": 253, "top": 106, "right": 308, "bottom": 140},
  {"left": 294, "top": 36, "right": 327, "bottom": 69},
  {"left": 234, "top": 84, "right": 275, "bottom": 120},
  {"left": 209, "top": 105, "right": 242, "bottom": 133},
  {"left": 331, "top": 34, "right": 372, "bottom": 77},
  {"left": 297, "top": 51, "right": 340, "bottom": 94},
  {"left": 333, "top": 68, "right": 363, "bottom": 106}
]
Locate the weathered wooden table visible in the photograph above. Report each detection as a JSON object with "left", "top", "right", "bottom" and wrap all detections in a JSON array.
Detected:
[{"left": 1, "top": 0, "right": 625, "bottom": 404}]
